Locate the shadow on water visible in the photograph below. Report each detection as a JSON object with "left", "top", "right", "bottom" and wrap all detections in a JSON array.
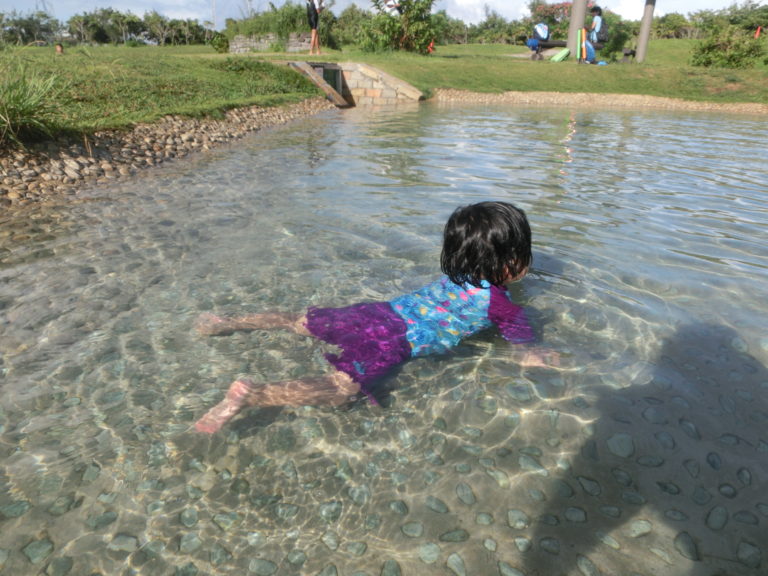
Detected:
[{"left": 522, "top": 322, "right": 767, "bottom": 576}]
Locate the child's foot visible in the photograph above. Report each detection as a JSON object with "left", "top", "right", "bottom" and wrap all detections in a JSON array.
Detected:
[
  {"left": 195, "top": 312, "right": 234, "bottom": 336},
  {"left": 194, "top": 378, "right": 260, "bottom": 433}
]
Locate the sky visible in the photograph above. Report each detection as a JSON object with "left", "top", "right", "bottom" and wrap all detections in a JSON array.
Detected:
[{"left": 0, "top": 0, "right": 757, "bottom": 30}]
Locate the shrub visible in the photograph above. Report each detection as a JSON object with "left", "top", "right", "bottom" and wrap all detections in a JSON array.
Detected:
[
  {"left": 691, "top": 25, "right": 765, "bottom": 68},
  {"left": 0, "top": 60, "right": 62, "bottom": 148},
  {"left": 208, "top": 31, "right": 230, "bottom": 53},
  {"left": 362, "top": 0, "right": 437, "bottom": 54}
]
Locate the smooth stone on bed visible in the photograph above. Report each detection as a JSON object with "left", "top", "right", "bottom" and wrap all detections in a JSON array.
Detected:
[
  {"left": 487, "top": 468, "right": 510, "bottom": 488},
  {"left": 539, "top": 537, "right": 561, "bottom": 555},
  {"left": 439, "top": 529, "right": 469, "bottom": 542},
  {"left": 606, "top": 433, "right": 635, "bottom": 457},
  {"left": 345, "top": 541, "right": 368, "bottom": 556},
  {"left": 210, "top": 543, "right": 232, "bottom": 565},
  {"left": 319, "top": 501, "right": 343, "bottom": 522},
  {"left": 674, "top": 532, "right": 700, "bottom": 561},
  {"left": 737, "top": 467, "right": 752, "bottom": 486},
  {"left": 600, "top": 505, "right": 622, "bottom": 518},
  {"left": 249, "top": 558, "right": 278, "bottom": 575},
  {"left": 576, "top": 555, "right": 601, "bottom": 576},
  {"left": 732, "top": 510, "right": 758, "bottom": 525},
  {"left": 1, "top": 500, "right": 31, "bottom": 518},
  {"left": 456, "top": 482, "right": 476, "bottom": 505},
  {"left": 446, "top": 552, "right": 466, "bottom": 576},
  {"left": 381, "top": 559, "right": 402, "bottom": 576},
  {"left": 626, "top": 519, "right": 652, "bottom": 537},
  {"left": 45, "top": 556, "right": 73, "bottom": 576},
  {"left": 737, "top": 541, "right": 761, "bottom": 568},
  {"left": 418, "top": 543, "right": 441, "bottom": 564},
  {"left": 213, "top": 512, "right": 239, "bottom": 531},
  {"left": 515, "top": 537, "right": 532, "bottom": 552},
  {"left": 498, "top": 561, "right": 526, "bottom": 576},
  {"left": 705, "top": 506, "right": 728, "bottom": 530},
  {"left": 179, "top": 533, "right": 203, "bottom": 553},
  {"left": 426, "top": 496, "right": 449, "bottom": 513},
  {"left": 401, "top": 522, "right": 424, "bottom": 538},
  {"left": 519, "top": 454, "right": 548, "bottom": 476},
  {"left": 476, "top": 512, "right": 494, "bottom": 525},
  {"left": 596, "top": 531, "right": 620, "bottom": 550},
  {"left": 665, "top": 509, "right": 688, "bottom": 521},
  {"left": 565, "top": 507, "right": 587, "bottom": 523},
  {"left": 22, "top": 538, "right": 54, "bottom": 564},
  {"left": 286, "top": 550, "right": 307, "bottom": 566},
  {"left": 348, "top": 485, "right": 370, "bottom": 506},
  {"left": 107, "top": 534, "right": 138, "bottom": 553},
  {"left": 322, "top": 531, "right": 339, "bottom": 550},
  {"left": 578, "top": 476, "right": 602, "bottom": 496},
  {"left": 508, "top": 509, "right": 530, "bottom": 530}
]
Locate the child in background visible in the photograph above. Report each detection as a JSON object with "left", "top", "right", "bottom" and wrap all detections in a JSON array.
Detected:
[{"left": 195, "top": 201, "right": 558, "bottom": 433}]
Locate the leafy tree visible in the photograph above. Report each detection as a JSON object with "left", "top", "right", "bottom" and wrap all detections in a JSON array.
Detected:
[
  {"left": 431, "top": 10, "right": 469, "bottom": 44},
  {"left": 335, "top": 4, "right": 373, "bottom": 46},
  {"left": 2, "top": 10, "right": 61, "bottom": 45},
  {"left": 653, "top": 13, "right": 693, "bottom": 39},
  {"left": 362, "top": 0, "right": 437, "bottom": 54},
  {"left": 527, "top": 0, "right": 572, "bottom": 39},
  {"left": 470, "top": 7, "right": 514, "bottom": 44},
  {"left": 144, "top": 11, "right": 174, "bottom": 45},
  {"left": 67, "top": 14, "right": 91, "bottom": 44},
  {"left": 105, "top": 9, "right": 145, "bottom": 44}
]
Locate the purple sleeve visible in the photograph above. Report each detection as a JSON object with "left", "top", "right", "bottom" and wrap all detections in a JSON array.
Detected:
[{"left": 488, "top": 285, "right": 535, "bottom": 344}]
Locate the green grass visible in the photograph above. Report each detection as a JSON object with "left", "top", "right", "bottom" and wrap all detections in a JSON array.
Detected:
[
  {"left": 0, "top": 44, "right": 321, "bottom": 136},
  {"left": 277, "top": 41, "right": 768, "bottom": 103},
  {"left": 0, "top": 59, "right": 62, "bottom": 147},
  {"left": 1, "top": 40, "right": 766, "bottom": 144}
]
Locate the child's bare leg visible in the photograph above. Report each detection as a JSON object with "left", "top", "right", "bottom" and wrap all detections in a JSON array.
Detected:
[
  {"left": 196, "top": 312, "right": 309, "bottom": 336},
  {"left": 194, "top": 378, "right": 260, "bottom": 433},
  {"left": 194, "top": 371, "right": 359, "bottom": 434}
]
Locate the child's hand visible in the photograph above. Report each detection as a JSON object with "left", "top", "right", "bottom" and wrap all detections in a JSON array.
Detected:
[{"left": 517, "top": 347, "right": 560, "bottom": 368}]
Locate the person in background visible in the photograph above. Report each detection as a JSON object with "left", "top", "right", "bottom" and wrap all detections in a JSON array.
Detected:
[
  {"left": 589, "top": 6, "right": 603, "bottom": 44},
  {"left": 384, "top": 0, "right": 403, "bottom": 16},
  {"left": 306, "top": 0, "right": 324, "bottom": 55}
]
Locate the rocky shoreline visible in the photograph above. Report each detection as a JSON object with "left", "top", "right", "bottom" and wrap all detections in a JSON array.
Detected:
[
  {"left": 2, "top": 90, "right": 766, "bottom": 207},
  {"left": 0, "top": 97, "right": 336, "bottom": 207}
]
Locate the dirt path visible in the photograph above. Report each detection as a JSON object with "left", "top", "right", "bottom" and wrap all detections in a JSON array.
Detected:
[{"left": 431, "top": 88, "right": 768, "bottom": 115}]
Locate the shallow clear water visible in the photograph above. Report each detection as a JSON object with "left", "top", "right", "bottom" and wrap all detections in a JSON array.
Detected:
[{"left": 1, "top": 103, "right": 767, "bottom": 576}]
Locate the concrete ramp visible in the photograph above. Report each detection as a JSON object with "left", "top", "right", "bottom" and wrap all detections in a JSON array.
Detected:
[
  {"left": 289, "top": 61, "right": 423, "bottom": 108},
  {"left": 288, "top": 61, "right": 350, "bottom": 108}
]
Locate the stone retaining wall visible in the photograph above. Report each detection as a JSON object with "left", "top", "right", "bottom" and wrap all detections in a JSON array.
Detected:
[
  {"left": 230, "top": 34, "right": 311, "bottom": 53},
  {"left": 338, "top": 63, "right": 423, "bottom": 106}
]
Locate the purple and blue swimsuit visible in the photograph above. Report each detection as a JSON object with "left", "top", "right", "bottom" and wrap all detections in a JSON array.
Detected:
[{"left": 304, "top": 276, "right": 534, "bottom": 402}]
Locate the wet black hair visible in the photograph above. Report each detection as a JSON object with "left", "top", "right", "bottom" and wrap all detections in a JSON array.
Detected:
[{"left": 440, "top": 201, "right": 532, "bottom": 287}]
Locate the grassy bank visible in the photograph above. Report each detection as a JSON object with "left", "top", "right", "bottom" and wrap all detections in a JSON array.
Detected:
[
  {"left": 1, "top": 45, "right": 321, "bottom": 135},
  {"left": 2, "top": 41, "right": 767, "bottom": 139}
]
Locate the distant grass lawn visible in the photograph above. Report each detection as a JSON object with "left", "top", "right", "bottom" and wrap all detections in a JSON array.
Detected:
[
  {"left": 287, "top": 41, "right": 768, "bottom": 103},
  {"left": 2, "top": 40, "right": 767, "bottom": 137}
]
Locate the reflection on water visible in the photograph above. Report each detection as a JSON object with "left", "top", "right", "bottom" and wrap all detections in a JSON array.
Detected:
[{"left": 1, "top": 104, "right": 767, "bottom": 575}]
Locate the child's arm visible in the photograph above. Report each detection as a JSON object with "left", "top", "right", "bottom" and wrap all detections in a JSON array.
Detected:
[{"left": 488, "top": 287, "right": 559, "bottom": 367}]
